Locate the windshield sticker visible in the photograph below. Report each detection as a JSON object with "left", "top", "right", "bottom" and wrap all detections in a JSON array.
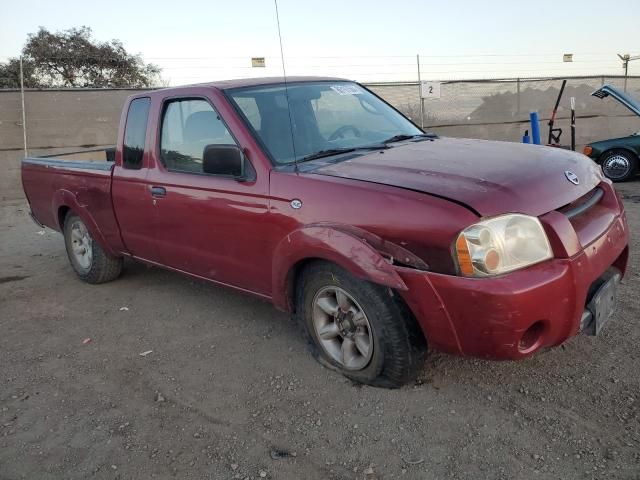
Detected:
[{"left": 330, "top": 85, "right": 363, "bottom": 95}]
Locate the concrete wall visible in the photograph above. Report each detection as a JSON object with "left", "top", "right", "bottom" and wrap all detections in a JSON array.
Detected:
[
  {"left": 0, "top": 89, "right": 145, "bottom": 150},
  {"left": 0, "top": 89, "right": 145, "bottom": 204}
]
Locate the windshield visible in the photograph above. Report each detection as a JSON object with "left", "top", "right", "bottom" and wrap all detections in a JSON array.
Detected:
[{"left": 227, "top": 81, "right": 422, "bottom": 164}]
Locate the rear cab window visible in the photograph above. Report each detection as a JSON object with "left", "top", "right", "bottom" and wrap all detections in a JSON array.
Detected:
[{"left": 122, "top": 97, "right": 151, "bottom": 169}]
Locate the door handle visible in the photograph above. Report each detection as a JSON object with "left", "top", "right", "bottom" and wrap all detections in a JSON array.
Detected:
[{"left": 150, "top": 186, "right": 166, "bottom": 198}]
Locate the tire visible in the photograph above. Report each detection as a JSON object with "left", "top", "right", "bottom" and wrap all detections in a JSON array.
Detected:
[
  {"left": 63, "top": 212, "right": 123, "bottom": 284},
  {"left": 600, "top": 149, "right": 638, "bottom": 182},
  {"left": 295, "top": 261, "right": 427, "bottom": 388}
]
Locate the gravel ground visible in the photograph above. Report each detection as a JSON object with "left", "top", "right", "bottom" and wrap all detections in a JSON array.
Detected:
[{"left": 1, "top": 183, "right": 639, "bottom": 480}]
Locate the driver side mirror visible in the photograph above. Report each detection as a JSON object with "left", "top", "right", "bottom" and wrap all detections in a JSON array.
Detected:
[{"left": 202, "top": 144, "right": 248, "bottom": 179}]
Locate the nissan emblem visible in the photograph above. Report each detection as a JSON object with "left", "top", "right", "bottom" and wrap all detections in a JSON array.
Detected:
[{"left": 564, "top": 170, "right": 579, "bottom": 185}]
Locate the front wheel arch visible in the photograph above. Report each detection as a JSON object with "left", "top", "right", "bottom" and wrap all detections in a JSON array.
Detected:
[
  {"left": 294, "top": 260, "right": 427, "bottom": 387},
  {"left": 285, "top": 257, "right": 323, "bottom": 313},
  {"left": 271, "top": 226, "right": 408, "bottom": 311}
]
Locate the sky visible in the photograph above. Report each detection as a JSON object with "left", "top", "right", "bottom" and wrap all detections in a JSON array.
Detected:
[{"left": 1, "top": 0, "right": 639, "bottom": 85}]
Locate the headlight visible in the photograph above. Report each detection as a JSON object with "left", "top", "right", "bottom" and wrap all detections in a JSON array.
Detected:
[{"left": 454, "top": 214, "right": 552, "bottom": 277}]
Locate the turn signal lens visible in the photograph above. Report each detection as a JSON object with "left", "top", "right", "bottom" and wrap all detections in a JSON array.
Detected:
[
  {"left": 583, "top": 146, "right": 593, "bottom": 156},
  {"left": 454, "top": 214, "right": 553, "bottom": 277},
  {"left": 455, "top": 235, "right": 474, "bottom": 276}
]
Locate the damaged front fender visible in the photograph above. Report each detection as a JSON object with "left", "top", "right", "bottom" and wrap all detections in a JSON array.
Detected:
[{"left": 271, "top": 223, "right": 428, "bottom": 311}]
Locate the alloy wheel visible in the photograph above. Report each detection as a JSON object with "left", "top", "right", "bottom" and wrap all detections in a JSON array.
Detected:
[
  {"left": 70, "top": 220, "right": 92, "bottom": 270},
  {"left": 311, "top": 286, "right": 373, "bottom": 370}
]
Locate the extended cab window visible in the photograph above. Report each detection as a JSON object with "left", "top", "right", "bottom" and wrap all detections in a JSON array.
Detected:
[
  {"left": 123, "top": 97, "right": 151, "bottom": 169},
  {"left": 160, "top": 99, "right": 234, "bottom": 174}
]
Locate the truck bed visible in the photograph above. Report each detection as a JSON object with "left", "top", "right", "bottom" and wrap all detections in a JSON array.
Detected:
[{"left": 21, "top": 148, "right": 122, "bottom": 250}]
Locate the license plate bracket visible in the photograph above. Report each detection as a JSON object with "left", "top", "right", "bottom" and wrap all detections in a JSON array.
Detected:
[{"left": 583, "top": 271, "right": 621, "bottom": 336}]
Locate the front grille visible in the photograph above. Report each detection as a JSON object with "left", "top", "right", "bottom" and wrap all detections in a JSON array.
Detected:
[{"left": 557, "top": 187, "right": 603, "bottom": 219}]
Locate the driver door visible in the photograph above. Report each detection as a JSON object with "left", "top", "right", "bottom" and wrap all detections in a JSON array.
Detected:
[{"left": 146, "top": 96, "right": 271, "bottom": 295}]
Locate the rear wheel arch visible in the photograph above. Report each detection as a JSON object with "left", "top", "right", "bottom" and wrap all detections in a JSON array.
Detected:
[
  {"left": 58, "top": 205, "right": 71, "bottom": 230},
  {"left": 52, "top": 191, "right": 119, "bottom": 258},
  {"left": 62, "top": 212, "right": 123, "bottom": 284}
]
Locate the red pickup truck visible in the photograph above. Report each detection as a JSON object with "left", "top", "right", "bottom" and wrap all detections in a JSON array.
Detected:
[{"left": 22, "top": 77, "right": 629, "bottom": 388}]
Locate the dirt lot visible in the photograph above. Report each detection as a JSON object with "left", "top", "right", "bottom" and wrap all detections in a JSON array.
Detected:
[{"left": 0, "top": 184, "right": 639, "bottom": 480}]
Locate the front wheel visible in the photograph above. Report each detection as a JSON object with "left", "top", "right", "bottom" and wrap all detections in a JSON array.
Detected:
[
  {"left": 295, "top": 261, "right": 427, "bottom": 388},
  {"left": 63, "top": 212, "right": 123, "bottom": 284},
  {"left": 600, "top": 149, "right": 638, "bottom": 182}
]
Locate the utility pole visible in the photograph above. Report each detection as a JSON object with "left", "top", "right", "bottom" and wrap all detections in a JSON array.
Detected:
[
  {"left": 19, "top": 56, "right": 28, "bottom": 157},
  {"left": 618, "top": 53, "right": 640, "bottom": 92},
  {"left": 416, "top": 54, "right": 424, "bottom": 129}
]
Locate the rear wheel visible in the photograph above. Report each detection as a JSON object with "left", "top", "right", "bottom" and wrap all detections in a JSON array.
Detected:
[
  {"left": 295, "top": 261, "right": 427, "bottom": 388},
  {"left": 63, "top": 212, "right": 123, "bottom": 284},
  {"left": 600, "top": 149, "right": 638, "bottom": 182}
]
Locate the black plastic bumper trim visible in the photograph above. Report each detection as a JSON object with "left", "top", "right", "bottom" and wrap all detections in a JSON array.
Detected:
[{"left": 564, "top": 187, "right": 603, "bottom": 219}]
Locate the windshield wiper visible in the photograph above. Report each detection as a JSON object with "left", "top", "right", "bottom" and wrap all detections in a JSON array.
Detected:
[
  {"left": 296, "top": 134, "right": 438, "bottom": 162},
  {"left": 297, "top": 148, "right": 357, "bottom": 163},
  {"left": 382, "top": 134, "right": 415, "bottom": 144},
  {"left": 297, "top": 144, "right": 388, "bottom": 163},
  {"left": 382, "top": 133, "right": 438, "bottom": 144}
]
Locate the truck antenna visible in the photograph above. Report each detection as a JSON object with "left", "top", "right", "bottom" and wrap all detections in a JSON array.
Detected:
[{"left": 273, "top": 0, "right": 298, "bottom": 172}]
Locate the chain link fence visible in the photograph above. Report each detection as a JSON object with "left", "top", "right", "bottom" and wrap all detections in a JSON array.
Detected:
[
  {"left": 368, "top": 75, "right": 640, "bottom": 146},
  {"left": 368, "top": 75, "right": 640, "bottom": 125}
]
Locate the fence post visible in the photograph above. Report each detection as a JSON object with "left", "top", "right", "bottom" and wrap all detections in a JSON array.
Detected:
[
  {"left": 416, "top": 54, "right": 424, "bottom": 129},
  {"left": 19, "top": 56, "right": 28, "bottom": 157},
  {"left": 516, "top": 78, "right": 521, "bottom": 117}
]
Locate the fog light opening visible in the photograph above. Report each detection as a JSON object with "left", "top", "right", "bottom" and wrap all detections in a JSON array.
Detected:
[{"left": 519, "top": 321, "right": 545, "bottom": 353}]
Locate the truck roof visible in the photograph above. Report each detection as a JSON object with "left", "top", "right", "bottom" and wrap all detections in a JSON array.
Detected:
[{"left": 155, "top": 76, "right": 349, "bottom": 95}]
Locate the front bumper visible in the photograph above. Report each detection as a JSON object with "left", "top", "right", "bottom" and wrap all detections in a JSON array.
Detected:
[{"left": 396, "top": 211, "right": 629, "bottom": 360}]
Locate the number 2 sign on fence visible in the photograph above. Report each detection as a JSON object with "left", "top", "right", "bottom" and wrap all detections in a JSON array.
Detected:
[{"left": 420, "top": 81, "right": 441, "bottom": 99}]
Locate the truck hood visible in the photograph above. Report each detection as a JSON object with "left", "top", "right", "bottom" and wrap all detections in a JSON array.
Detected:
[
  {"left": 312, "top": 137, "right": 602, "bottom": 217},
  {"left": 592, "top": 84, "right": 640, "bottom": 117}
]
